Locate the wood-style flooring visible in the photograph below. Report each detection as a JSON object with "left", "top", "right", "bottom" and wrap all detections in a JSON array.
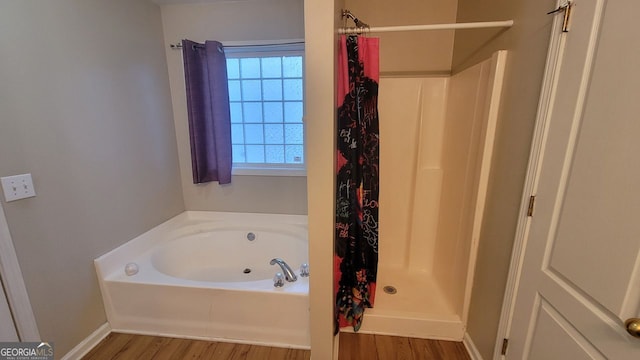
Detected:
[
  {"left": 339, "top": 332, "right": 471, "bottom": 360},
  {"left": 81, "top": 332, "right": 471, "bottom": 359},
  {"left": 81, "top": 333, "right": 309, "bottom": 360}
]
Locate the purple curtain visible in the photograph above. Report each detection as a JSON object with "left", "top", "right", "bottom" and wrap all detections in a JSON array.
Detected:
[{"left": 182, "top": 39, "right": 232, "bottom": 184}]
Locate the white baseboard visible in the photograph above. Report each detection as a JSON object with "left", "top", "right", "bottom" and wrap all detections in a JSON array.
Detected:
[
  {"left": 60, "top": 323, "right": 111, "bottom": 360},
  {"left": 463, "top": 332, "right": 483, "bottom": 360}
]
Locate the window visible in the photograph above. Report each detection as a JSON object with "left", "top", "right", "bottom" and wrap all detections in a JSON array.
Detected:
[{"left": 225, "top": 43, "right": 305, "bottom": 176}]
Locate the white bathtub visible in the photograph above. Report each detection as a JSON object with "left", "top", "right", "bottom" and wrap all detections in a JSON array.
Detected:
[{"left": 95, "top": 211, "right": 310, "bottom": 348}]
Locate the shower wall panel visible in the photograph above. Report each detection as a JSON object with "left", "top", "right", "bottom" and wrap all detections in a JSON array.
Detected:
[
  {"left": 433, "top": 53, "right": 506, "bottom": 317},
  {"left": 378, "top": 77, "right": 448, "bottom": 271}
]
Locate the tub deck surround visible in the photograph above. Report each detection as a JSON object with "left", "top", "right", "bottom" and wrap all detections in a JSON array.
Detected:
[{"left": 95, "top": 211, "right": 310, "bottom": 348}]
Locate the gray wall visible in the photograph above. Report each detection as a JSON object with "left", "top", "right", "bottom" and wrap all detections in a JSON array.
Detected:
[
  {"left": 0, "top": 0, "right": 184, "bottom": 356},
  {"left": 344, "top": 0, "right": 458, "bottom": 74},
  {"left": 452, "top": 0, "right": 555, "bottom": 358},
  {"left": 160, "top": 0, "right": 308, "bottom": 215}
]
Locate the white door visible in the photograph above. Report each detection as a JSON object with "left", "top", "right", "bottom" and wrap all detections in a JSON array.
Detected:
[
  {"left": 507, "top": 0, "right": 640, "bottom": 358},
  {"left": 0, "top": 275, "right": 18, "bottom": 341}
]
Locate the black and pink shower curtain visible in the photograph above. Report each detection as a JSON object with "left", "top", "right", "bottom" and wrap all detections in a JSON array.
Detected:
[{"left": 335, "top": 35, "right": 380, "bottom": 332}]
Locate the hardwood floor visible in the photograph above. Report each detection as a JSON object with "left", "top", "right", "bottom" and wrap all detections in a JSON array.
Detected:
[
  {"left": 81, "top": 332, "right": 470, "bottom": 359},
  {"left": 339, "top": 333, "right": 471, "bottom": 360},
  {"left": 81, "top": 333, "right": 310, "bottom": 360}
]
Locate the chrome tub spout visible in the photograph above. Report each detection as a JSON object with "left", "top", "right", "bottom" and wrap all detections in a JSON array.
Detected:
[{"left": 270, "top": 258, "right": 297, "bottom": 282}]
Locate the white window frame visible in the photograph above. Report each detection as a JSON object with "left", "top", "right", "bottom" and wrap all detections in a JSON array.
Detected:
[{"left": 225, "top": 41, "right": 306, "bottom": 177}]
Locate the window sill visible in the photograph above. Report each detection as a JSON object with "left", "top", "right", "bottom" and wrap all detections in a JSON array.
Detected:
[{"left": 232, "top": 167, "right": 306, "bottom": 177}]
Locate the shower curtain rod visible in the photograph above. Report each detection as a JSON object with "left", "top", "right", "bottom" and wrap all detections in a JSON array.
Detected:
[{"left": 338, "top": 20, "right": 514, "bottom": 35}]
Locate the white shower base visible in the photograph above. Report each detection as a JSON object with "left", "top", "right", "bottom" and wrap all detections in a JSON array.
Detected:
[{"left": 343, "top": 267, "right": 463, "bottom": 340}]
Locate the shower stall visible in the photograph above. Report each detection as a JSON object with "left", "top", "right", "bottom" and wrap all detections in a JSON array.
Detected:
[{"left": 348, "top": 51, "right": 507, "bottom": 340}]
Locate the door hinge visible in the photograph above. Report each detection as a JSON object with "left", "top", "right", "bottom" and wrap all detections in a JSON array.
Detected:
[
  {"left": 501, "top": 338, "right": 509, "bottom": 356},
  {"left": 527, "top": 195, "right": 536, "bottom": 217},
  {"left": 547, "top": 1, "right": 574, "bottom": 32}
]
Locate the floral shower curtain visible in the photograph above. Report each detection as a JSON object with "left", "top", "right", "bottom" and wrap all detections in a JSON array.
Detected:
[{"left": 335, "top": 35, "right": 380, "bottom": 332}]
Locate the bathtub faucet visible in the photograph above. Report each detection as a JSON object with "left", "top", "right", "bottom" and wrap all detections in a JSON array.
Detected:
[{"left": 270, "top": 258, "right": 297, "bottom": 282}]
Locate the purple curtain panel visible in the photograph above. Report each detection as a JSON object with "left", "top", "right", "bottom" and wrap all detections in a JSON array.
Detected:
[{"left": 182, "top": 39, "right": 232, "bottom": 184}]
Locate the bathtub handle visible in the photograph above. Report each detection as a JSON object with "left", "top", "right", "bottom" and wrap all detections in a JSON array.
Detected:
[{"left": 273, "top": 272, "right": 285, "bottom": 287}]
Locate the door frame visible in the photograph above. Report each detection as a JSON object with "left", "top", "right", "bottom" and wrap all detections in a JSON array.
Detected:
[
  {"left": 0, "top": 201, "right": 40, "bottom": 341},
  {"left": 492, "top": 1, "right": 571, "bottom": 358}
]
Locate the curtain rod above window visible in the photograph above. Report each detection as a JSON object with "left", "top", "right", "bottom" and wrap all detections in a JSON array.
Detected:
[{"left": 169, "top": 40, "right": 305, "bottom": 50}]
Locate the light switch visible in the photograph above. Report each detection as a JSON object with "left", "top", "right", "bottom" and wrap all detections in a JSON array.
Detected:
[{"left": 1, "top": 174, "right": 36, "bottom": 202}]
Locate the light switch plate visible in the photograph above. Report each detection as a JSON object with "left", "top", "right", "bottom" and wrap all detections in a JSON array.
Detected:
[{"left": 1, "top": 174, "right": 36, "bottom": 202}]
